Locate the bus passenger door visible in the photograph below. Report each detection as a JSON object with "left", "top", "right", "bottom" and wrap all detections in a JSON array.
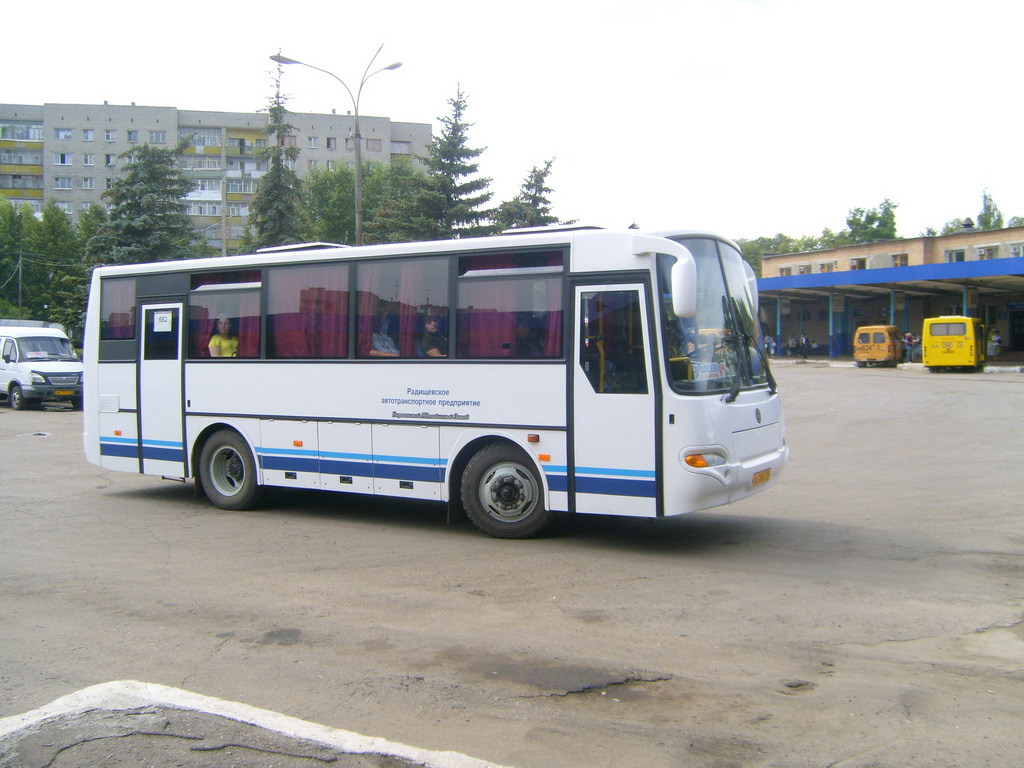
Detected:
[
  {"left": 570, "top": 284, "right": 658, "bottom": 517},
  {"left": 138, "top": 303, "right": 186, "bottom": 477}
]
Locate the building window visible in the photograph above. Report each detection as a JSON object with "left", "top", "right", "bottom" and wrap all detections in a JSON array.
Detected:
[
  {"left": 390, "top": 141, "right": 412, "bottom": 155},
  {"left": 105, "top": 154, "right": 117, "bottom": 167},
  {"left": 818, "top": 262, "right": 834, "bottom": 273},
  {"left": 82, "top": 129, "right": 94, "bottom": 142},
  {"left": 226, "top": 179, "right": 255, "bottom": 194},
  {"left": 1, "top": 149, "right": 43, "bottom": 165},
  {"left": 307, "top": 136, "right": 319, "bottom": 149},
  {"left": 193, "top": 179, "right": 222, "bottom": 192},
  {"left": 945, "top": 250, "right": 965, "bottom": 263},
  {"left": 82, "top": 153, "right": 95, "bottom": 166},
  {"left": 82, "top": 177, "right": 95, "bottom": 190},
  {"left": 227, "top": 204, "right": 249, "bottom": 216},
  {"left": 186, "top": 202, "right": 222, "bottom": 216},
  {"left": 344, "top": 137, "right": 355, "bottom": 150},
  {"left": 255, "top": 139, "right": 267, "bottom": 148},
  {"left": 106, "top": 178, "right": 116, "bottom": 189},
  {"left": 54, "top": 177, "right": 72, "bottom": 189},
  {"left": 105, "top": 129, "right": 117, "bottom": 142},
  {"left": 326, "top": 137, "right": 337, "bottom": 150},
  {"left": 365, "top": 138, "right": 382, "bottom": 152},
  {"left": 149, "top": 131, "right": 167, "bottom": 143},
  {"left": 892, "top": 254, "right": 908, "bottom": 267},
  {"left": 53, "top": 153, "right": 73, "bottom": 165},
  {"left": 308, "top": 159, "right": 318, "bottom": 170},
  {"left": 977, "top": 247, "right": 997, "bottom": 260},
  {"left": 326, "top": 160, "right": 335, "bottom": 171},
  {"left": 189, "top": 130, "right": 221, "bottom": 147},
  {"left": 778, "top": 267, "right": 792, "bottom": 276},
  {"left": 127, "top": 130, "right": 139, "bottom": 143},
  {"left": 55, "top": 202, "right": 73, "bottom": 215},
  {"left": 278, "top": 135, "right": 297, "bottom": 147},
  {"left": 54, "top": 128, "right": 72, "bottom": 140},
  {"left": 850, "top": 258, "right": 867, "bottom": 270},
  {"left": 0, "top": 121, "right": 43, "bottom": 140},
  {"left": 796, "top": 265, "right": 810, "bottom": 275}
]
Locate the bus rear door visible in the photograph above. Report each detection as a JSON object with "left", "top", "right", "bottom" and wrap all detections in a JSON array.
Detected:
[{"left": 139, "top": 303, "right": 186, "bottom": 477}]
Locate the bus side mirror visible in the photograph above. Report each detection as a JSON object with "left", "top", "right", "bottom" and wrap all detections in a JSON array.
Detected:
[
  {"left": 671, "top": 247, "right": 697, "bottom": 318},
  {"left": 743, "top": 259, "right": 759, "bottom": 318}
]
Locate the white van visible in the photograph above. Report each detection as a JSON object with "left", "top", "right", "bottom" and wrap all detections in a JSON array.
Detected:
[{"left": 0, "top": 323, "right": 84, "bottom": 410}]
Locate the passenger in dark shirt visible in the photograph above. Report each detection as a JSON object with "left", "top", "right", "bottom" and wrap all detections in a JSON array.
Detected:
[{"left": 420, "top": 316, "right": 447, "bottom": 358}]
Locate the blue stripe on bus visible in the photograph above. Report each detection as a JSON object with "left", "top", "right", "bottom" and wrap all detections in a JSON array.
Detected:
[
  {"left": 259, "top": 449, "right": 445, "bottom": 484},
  {"left": 100, "top": 442, "right": 139, "bottom": 458},
  {"left": 101, "top": 436, "right": 184, "bottom": 463},
  {"left": 575, "top": 476, "right": 657, "bottom": 498},
  {"left": 142, "top": 445, "right": 185, "bottom": 462},
  {"left": 575, "top": 466, "right": 657, "bottom": 479}
]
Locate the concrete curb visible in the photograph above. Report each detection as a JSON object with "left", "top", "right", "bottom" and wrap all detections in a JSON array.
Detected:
[{"left": 0, "top": 680, "right": 512, "bottom": 768}]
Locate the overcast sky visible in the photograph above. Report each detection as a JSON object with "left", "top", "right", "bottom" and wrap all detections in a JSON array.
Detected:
[{"left": 8, "top": 0, "right": 1022, "bottom": 240}]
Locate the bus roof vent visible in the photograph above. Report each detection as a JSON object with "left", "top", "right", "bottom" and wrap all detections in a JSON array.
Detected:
[
  {"left": 255, "top": 242, "right": 350, "bottom": 253},
  {"left": 501, "top": 224, "right": 604, "bottom": 235}
]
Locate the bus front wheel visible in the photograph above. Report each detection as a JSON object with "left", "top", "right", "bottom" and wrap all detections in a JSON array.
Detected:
[
  {"left": 199, "top": 430, "right": 263, "bottom": 511},
  {"left": 461, "top": 443, "right": 552, "bottom": 539}
]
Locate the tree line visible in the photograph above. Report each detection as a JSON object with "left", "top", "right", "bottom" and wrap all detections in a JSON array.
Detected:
[
  {"left": 737, "top": 191, "right": 1022, "bottom": 275},
  {"left": 0, "top": 84, "right": 564, "bottom": 340}
]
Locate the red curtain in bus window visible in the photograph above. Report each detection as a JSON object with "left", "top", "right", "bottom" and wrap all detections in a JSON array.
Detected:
[
  {"left": 398, "top": 261, "right": 424, "bottom": 357},
  {"left": 193, "top": 307, "right": 212, "bottom": 357},
  {"left": 461, "top": 254, "right": 516, "bottom": 357},
  {"left": 356, "top": 264, "right": 382, "bottom": 357},
  {"left": 237, "top": 291, "right": 261, "bottom": 358},
  {"left": 543, "top": 277, "right": 563, "bottom": 357},
  {"left": 316, "top": 284, "right": 348, "bottom": 357}
]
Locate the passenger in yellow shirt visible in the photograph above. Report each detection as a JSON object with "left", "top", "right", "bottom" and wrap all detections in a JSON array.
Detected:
[{"left": 208, "top": 315, "right": 238, "bottom": 358}]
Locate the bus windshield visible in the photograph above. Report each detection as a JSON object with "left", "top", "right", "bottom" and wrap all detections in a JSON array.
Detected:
[{"left": 657, "top": 238, "right": 768, "bottom": 395}]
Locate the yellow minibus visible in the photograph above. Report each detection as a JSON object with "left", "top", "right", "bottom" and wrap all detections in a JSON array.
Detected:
[
  {"left": 921, "top": 316, "right": 985, "bottom": 371},
  {"left": 853, "top": 325, "right": 903, "bottom": 367}
]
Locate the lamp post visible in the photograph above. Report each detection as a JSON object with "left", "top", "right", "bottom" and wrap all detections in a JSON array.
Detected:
[{"left": 270, "top": 46, "right": 401, "bottom": 246}]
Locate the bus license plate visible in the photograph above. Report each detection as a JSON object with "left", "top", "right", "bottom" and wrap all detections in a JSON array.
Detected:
[
  {"left": 54, "top": 390, "right": 74, "bottom": 396},
  {"left": 751, "top": 469, "right": 771, "bottom": 487}
]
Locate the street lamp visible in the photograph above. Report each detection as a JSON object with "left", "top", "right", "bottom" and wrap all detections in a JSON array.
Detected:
[{"left": 270, "top": 46, "right": 402, "bottom": 246}]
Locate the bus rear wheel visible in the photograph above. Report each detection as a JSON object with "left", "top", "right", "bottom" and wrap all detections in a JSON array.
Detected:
[
  {"left": 199, "top": 430, "right": 263, "bottom": 511},
  {"left": 461, "top": 443, "right": 552, "bottom": 539}
]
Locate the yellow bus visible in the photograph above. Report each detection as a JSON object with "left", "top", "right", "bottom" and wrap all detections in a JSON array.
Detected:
[{"left": 921, "top": 316, "right": 985, "bottom": 372}]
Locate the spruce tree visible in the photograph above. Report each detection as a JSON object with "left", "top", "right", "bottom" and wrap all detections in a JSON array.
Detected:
[
  {"left": 494, "top": 159, "right": 560, "bottom": 230},
  {"left": 412, "top": 87, "right": 494, "bottom": 239},
  {"left": 247, "top": 68, "right": 304, "bottom": 250},
  {"left": 86, "top": 140, "right": 199, "bottom": 265}
]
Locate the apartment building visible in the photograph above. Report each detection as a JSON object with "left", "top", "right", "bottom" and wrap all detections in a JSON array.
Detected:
[
  {"left": 757, "top": 226, "right": 1024, "bottom": 355},
  {"left": 0, "top": 102, "right": 431, "bottom": 252}
]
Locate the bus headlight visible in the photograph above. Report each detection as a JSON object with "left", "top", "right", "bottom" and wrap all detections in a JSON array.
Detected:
[{"left": 31, "top": 372, "right": 46, "bottom": 384}]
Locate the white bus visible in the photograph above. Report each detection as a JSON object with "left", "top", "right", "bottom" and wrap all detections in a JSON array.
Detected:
[{"left": 82, "top": 227, "right": 787, "bottom": 538}]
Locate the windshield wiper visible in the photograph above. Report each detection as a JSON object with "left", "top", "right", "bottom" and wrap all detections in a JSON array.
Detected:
[{"left": 722, "top": 297, "right": 777, "bottom": 401}]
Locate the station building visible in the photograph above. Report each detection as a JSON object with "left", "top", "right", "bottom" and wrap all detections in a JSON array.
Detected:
[
  {"left": 756, "top": 225, "right": 1024, "bottom": 357},
  {"left": 0, "top": 102, "right": 431, "bottom": 254}
]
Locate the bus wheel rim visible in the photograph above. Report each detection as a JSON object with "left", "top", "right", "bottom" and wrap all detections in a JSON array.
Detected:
[
  {"left": 210, "top": 446, "right": 245, "bottom": 496},
  {"left": 478, "top": 462, "right": 538, "bottom": 523}
]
